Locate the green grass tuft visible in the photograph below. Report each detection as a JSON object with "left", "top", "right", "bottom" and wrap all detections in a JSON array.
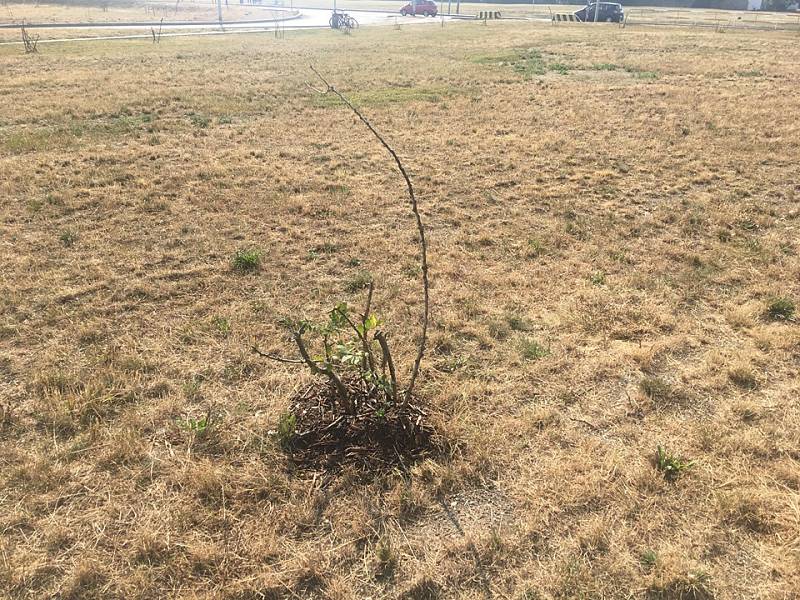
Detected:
[{"left": 232, "top": 248, "right": 262, "bottom": 273}]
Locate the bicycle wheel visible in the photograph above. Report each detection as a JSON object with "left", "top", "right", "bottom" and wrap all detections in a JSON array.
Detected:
[{"left": 348, "top": 16, "right": 358, "bottom": 29}]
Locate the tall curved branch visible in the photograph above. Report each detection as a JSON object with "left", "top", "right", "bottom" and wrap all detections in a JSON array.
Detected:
[{"left": 309, "top": 66, "right": 429, "bottom": 405}]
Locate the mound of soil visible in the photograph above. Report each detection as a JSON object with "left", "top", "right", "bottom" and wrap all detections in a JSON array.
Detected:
[{"left": 283, "top": 377, "right": 439, "bottom": 471}]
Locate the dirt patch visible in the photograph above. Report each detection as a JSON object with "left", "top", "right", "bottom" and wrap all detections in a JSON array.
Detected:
[{"left": 283, "top": 378, "right": 442, "bottom": 472}]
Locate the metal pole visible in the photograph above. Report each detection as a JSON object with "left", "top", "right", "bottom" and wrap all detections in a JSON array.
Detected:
[
  {"left": 217, "top": 0, "right": 222, "bottom": 26},
  {"left": 594, "top": 1, "right": 599, "bottom": 22}
]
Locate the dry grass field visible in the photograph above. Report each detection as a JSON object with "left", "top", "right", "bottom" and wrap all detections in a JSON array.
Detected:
[
  {"left": 0, "top": 1, "right": 289, "bottom": 43},
  {"left": 1, "top": 17, "right": 799, "bottom": 600},
  {"left": 2, "top": 0, "right": 278, "bottom": 24}
]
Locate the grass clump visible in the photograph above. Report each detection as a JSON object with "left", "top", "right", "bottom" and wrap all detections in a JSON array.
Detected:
[
  {"left": 640, "top": 549, "right": 658, "bottom": 570},
  {"left": 519, "top": 338, "right": 549, "bottom": 361},
  {"left": 374, "top": 537, "right": 397, "bottom": 579},
  {"left": 506, "top": 313, "right": 531, "bottom": 332},
  {"left": 527, "top": 238, "right": 546, "bottom": 258},
  {"left": 475, "top": 48, "right": 571, "bottom": 78},
  {"left": 648, "top": 570, "right": 713, "bottom": 600},
  {"left": 59, "top": 229, "right": 78, "bottom": 247},
  {"left": 764, "top": 297, "right": 795, "bottom": 321},
  {"left": 232, "top": 248, "right": 262, "bottom": 273},
  {"left": 728, "top": 366, "right": 757, "bottom": 390},
  {"left": 639, "top": 377, "right": 684, "bottom": 405},
  {"left": 345, "top": 271, "right": 373, "bottom": 292},
  {"left": 654, "top": 445, "right": 695, "bottom": 481},
  {"left": 189, "top": 113, "right": 211, "bottom": 128},
  {"left": 590, "top": 271, "right": 606, "bottom": 286}
]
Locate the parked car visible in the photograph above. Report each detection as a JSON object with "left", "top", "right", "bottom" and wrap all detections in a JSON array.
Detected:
[
  {"left": 400, "top": 0, "right": 438, "bottom": 17},
  {"left": 574, "top": 2, "right": 624, "bottom": 22}
]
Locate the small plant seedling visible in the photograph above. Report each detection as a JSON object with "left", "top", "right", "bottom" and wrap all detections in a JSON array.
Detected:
[
  {"left": 189, "top": 113, "right": 210, "bottom": 128},
  {"left": 276, "top": 412, "right": 296, "bottom": 450},
  {"left": 179, "top": 411, "right": 215, "bottom": 436},
  {"left": 590, "top": 271, "right": 606, "bottom": 285},
  {"left": 527, "top": 238, "right": 545, "bottom": 258},
  {"left": 655, "top": 445, "right": 695, "bottom": 481},
  {"left": 212, "top": 316, "right": 231, "bottom": 337},
  {"left": 232, "top": 248, "right": 262, "bottom": 273},
  {"left": 253, "top": 67, "right": 434, "bottom": 471},
  {"left": 764, "top": 297, "right": 795, "bottom": 321}
]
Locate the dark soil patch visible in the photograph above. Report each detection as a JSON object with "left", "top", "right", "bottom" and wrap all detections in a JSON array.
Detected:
[{"left": 282, "top": 377, "right": 441, "bottom": 472}]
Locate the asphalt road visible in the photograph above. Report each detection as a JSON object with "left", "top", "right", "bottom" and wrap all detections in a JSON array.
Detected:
[{"left": 0, "top": 8, "right": 446, "bottom": 31}]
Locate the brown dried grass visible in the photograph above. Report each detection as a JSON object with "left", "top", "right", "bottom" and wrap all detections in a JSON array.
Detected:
[{"left": 1, "top": 18, "right": 799, "bottom": 600}]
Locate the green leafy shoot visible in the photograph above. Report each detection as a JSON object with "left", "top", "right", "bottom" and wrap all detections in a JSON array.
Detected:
[{"left": 655, "top": 445, "right": 695, "bottom": 481}]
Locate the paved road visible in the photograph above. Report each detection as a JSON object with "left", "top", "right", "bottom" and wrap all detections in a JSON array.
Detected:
[{"left": 0, "top": 8, "right": 445, "bottom": 31}]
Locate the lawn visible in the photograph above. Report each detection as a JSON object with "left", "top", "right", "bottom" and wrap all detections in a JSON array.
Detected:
[{"left": 0, "top": 17, "right": 798, "bottom": 600}]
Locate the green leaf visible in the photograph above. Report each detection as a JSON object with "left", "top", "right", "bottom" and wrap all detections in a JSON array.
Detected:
[
  {"left": 329, "top": 302, "right": 349, "bottom": 328},
  {"left": 363, "top": 314, "right": 379, "bottom": 331}
]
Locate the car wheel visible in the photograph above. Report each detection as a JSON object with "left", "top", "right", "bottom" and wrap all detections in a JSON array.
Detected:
[{"left": 400, "top": 9, "right": 406, "bottom": 15}]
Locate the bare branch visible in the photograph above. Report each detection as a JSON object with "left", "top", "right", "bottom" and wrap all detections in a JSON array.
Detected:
[
  {"left": 293, "top": 332, "right": 354, "bottom": 414},
  {"left": 375, "top": 331, "right": 398, "bottom": 404},
  {"left": 362, "top": 281, "right": 374, "bottom": 323},
  {"left": 308, "top": 66, "right": 430, "bottom": 406},
  {"left": 360, "top": 282, "right": 377, "bottom": 373},
  {"left": 251, "top": 345, "right": 306, "bottom": 365}
]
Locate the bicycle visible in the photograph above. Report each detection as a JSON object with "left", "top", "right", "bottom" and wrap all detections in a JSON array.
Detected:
[{"left": 329, "top": 11, "right": 358, "bottom": 33}]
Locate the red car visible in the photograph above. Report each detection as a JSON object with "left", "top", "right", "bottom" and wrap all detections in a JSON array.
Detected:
[{"left": 400, "top": 0, "right": 438, "bottom": 16}]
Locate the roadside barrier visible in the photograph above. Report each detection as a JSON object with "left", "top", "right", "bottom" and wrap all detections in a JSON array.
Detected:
[
  {"left": 476, "top": 11, "right": 501, "bottom": 19},
  {"left": 552, "top": 13, "right": 581, "bottom": 22}
]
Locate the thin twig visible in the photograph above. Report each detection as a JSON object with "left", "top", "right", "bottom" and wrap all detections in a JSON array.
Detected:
[
  {"left": 568, "top": 416, "right": 600, "bottom": 431},
  {"left": 308, "top": 66, "right": 429, "bottom": 407},
  {"left": 251, "top": 345, "right": 306, "bottom": 365}
]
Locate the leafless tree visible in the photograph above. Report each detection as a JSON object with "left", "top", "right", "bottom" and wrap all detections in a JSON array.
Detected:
[{"left": 20, "top": 21, "right": 39, "bottom": 54}]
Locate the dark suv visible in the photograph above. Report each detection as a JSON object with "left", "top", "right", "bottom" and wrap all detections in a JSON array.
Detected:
[{"left": 574, "top": 2, "right": 624, "bottom": 22}]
